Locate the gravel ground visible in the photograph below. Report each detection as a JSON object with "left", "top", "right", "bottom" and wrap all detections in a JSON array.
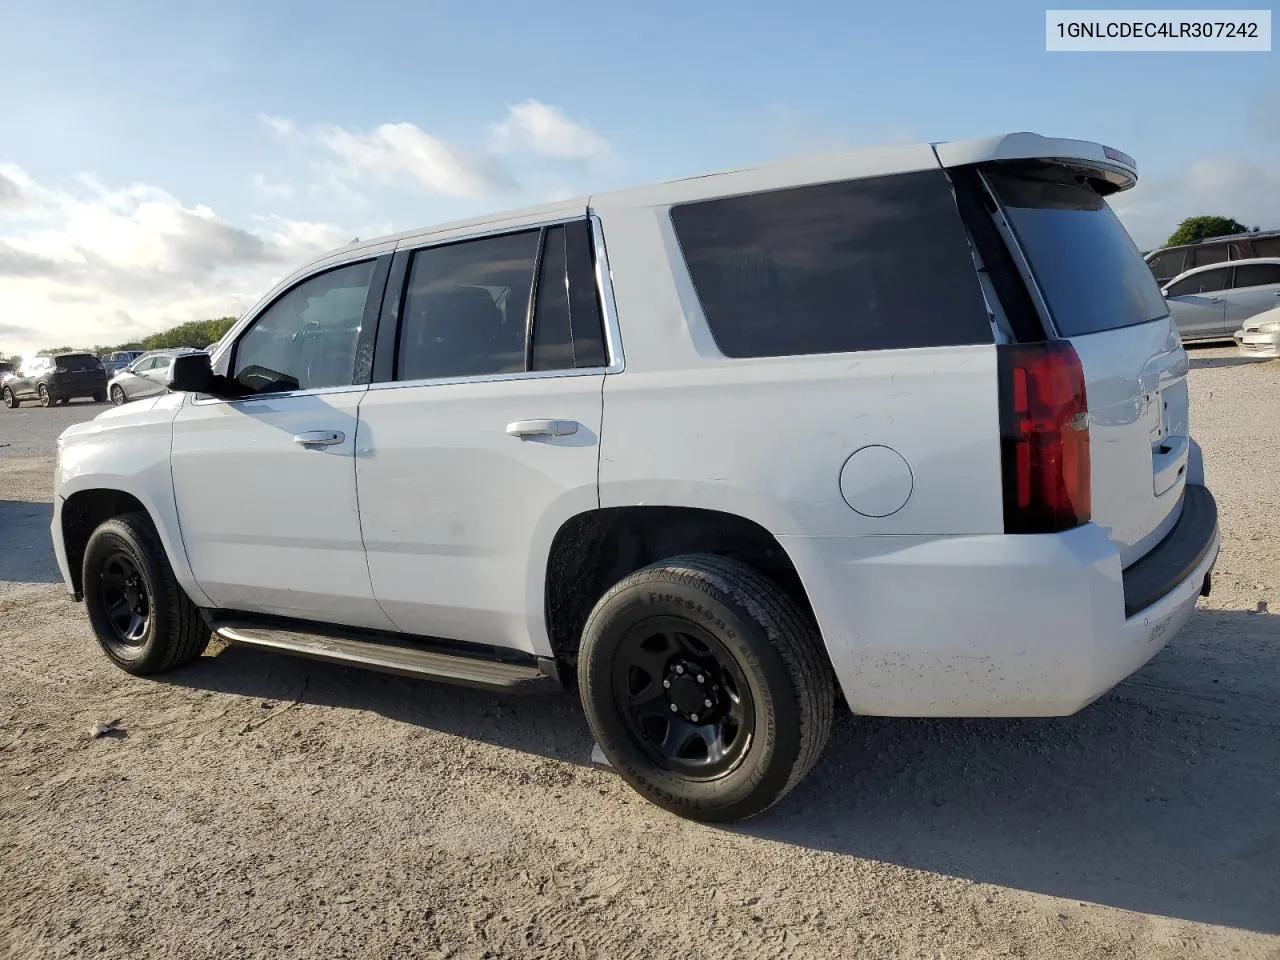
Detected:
[{"left": 1, "top": 348, "right": 1277, "bottom": 960}]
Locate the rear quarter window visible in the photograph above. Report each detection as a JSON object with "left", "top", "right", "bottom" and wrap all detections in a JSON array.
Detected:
[
  {"left": 985, "top": 169, "right": 1168, "bottom": 338},
  {"left": 670, "top": 171, "right": 993, "bottom": 358}
]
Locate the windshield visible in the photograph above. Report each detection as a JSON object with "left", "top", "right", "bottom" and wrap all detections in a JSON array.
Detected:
[{"left": 986, "top": 166, "right": 1168, "bottom": 337}]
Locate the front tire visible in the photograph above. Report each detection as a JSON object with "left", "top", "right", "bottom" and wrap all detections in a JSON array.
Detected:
[
  {"left": 1, "top": 386, "right": 17, "bottom": 408},
  {"left": 110, "top": 385, "right": 126, "bottom": 405},
  {"left": 93, "top": 390, "right": 107, "bottom": 403},
  {"left": 578, "top": 553, "right": 835, "bottom": 822},
  {"left": 82, "top": 513, "right": 210, "bottom": 675},
  {"left": 37, "top": 385, "right": 52, "bottom": 407}
]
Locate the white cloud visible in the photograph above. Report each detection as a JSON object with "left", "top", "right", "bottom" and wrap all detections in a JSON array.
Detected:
[
  {"left": 491, "top": 100, "right": 610, "bottom": 160},
  {"left": 0, "top": 164, "right": 350, "bottom": 356},
  {"left": 1111, "top": 155, "right": 1280, "bottom": 251},
  {"left": 258, "top": 114, "right": 300, "bottom": 139},
  {"left": 252, "top": 172, "right": 295, "bottom": 200},
  {"left": 318, "top": 121, "right": 516, "bottom": 199}
]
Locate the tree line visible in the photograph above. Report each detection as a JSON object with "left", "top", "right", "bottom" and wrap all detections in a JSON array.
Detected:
[{"left": 3, "top": 316, "right": 238, "bottom": 364}]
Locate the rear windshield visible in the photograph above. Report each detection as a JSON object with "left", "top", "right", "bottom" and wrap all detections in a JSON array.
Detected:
[
  {"left": 57, "top": 354, "right": 102, "bottom": 370},
  {"left": 986, "top": 167, "right": 1168, "bottom": 337}
]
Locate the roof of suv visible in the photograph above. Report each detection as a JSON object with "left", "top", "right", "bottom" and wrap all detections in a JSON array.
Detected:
[
  {"left": 1145, "top": 228, "right": 1280, "bottom": 258},
  {"left": 308, "top": 131, "right": 1136, "bottom": 266},
  {"left": 1163, "top": 257, "right": 1280, "bottom": 288}
]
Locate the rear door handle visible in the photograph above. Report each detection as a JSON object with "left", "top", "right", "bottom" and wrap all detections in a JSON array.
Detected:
[
  {"left": 506, "top": 419, "right": 579, "bottom": 438},
  {"left": 293, "top": 430, "right": 345, "bottom": 447}
]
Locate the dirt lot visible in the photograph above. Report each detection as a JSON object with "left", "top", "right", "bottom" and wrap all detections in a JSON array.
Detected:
[{"left": 1, "top": 348, "right": 1277, "bottom": 960}]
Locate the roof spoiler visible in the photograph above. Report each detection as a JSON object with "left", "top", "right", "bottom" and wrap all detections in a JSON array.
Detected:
[{"left": 933, "top": 132, "right": 1138, "bottom": 193}]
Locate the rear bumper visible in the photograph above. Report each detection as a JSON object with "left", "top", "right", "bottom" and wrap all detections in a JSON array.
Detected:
[
  {"left": 48, "top": 376, "right": 107, "bottom": 397},
  {"left": 782, "top": 484, "right": 1220, "bottom": 717}
]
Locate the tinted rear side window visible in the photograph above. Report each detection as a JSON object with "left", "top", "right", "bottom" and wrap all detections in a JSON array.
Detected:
[
  {"left": 1233, "top": 263, "right": 1280, "bottom": 288},
  {"left": 671, "top": 171, "right": 992, "bottom": 358},
  {"left": 985, "top": 168, "right": 1168, "bottom": 337}
]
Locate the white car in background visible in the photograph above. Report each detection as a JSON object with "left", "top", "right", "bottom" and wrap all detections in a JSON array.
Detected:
[
  {"left": 107, "top": 348, "right": 201, "bottom": 405},
  {"left": 1234, "top": 305, "right": 1280, "bottom": 358},
  {"left": 1162, "top": 258, "right": 1280, "bottom": 342}
]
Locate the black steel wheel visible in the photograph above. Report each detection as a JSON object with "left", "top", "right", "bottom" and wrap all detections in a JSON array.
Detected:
[
  {"left": 98, "top": 550, "right": 152, "bottom": 649},
  {"left": 82, "top": 513, "right": 210, "bottom": 675},
  {"left": 612, "top": 616, "right": 755, "bottom": 780},
  {"left": 579, "top": 553, "right": 835, "bottom": 822}
]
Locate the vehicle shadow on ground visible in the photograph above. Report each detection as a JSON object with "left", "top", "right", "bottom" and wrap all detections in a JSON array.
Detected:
[
  {"left": 747, "top": 607, "right": 1280, "bottom": 934},
  {"left": 1188, "top": 355, "right": 1272, "bottom": 369},
  {"left": 0, "top": 500, "right": 60, "bottom": 586},
  {"left": 164, "top": 607, "right": 1279, "bottom": 934}
]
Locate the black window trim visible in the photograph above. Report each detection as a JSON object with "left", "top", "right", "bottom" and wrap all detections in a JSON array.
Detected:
[
  {"left": 368, "top": 213, "right": 624, "bottom": 391},
  {"left": 199, "top": 253, "right": 392, "bottom": 406}
]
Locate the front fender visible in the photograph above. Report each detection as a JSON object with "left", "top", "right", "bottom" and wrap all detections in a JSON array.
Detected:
[{"left": 55, "top": 394, "right": 212, "bottom": 607}]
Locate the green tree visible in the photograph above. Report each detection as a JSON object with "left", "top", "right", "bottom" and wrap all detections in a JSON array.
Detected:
[{"left": 1166, "top": 216, "right": 1254, "bottom": 247}]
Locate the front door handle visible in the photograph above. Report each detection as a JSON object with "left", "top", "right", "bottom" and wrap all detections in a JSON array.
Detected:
[
  {"left": 293, "top": 430, "right": 345, "bottom": 447},
  {"left": 506, "top": 419, "right": 579, "bottom": 438}
]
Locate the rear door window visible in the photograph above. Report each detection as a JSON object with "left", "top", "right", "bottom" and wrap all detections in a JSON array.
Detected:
[
  {"left": 1250, "top": 237, "right": 1280, "bottom": 258},
  {"left": 1232, "top": 264, "right": 1280, "bottom": 288},
  {"left": 396, "top": 221, "right": 607, "bottom": 380},
  {"left": 984, "top": 168, "right": 1168, "bottom": 337},
  {"left": 671, "top": 170, "right": 993, "bottom": 358},
  {"left": 1189, "top": 243, "right": 1229, "bottom": 268},
  {"left": 1166, "top": 268, "right": 1230, "bottom": 297}
]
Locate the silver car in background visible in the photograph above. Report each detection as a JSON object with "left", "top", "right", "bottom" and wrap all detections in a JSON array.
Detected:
[
  {"left": 107, "top": 348, "right": 200, "bottom": 405},
  {"left": 1162, "top": 258, "right": 1280, "bottom": 342}
]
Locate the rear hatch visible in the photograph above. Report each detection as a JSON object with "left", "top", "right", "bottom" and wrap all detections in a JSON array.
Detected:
[
  {"left": 980, "top": 161, "right": 1188, "bottom": 566},
  {"left": 55, "top": 353, "right": 107, "bottom": 387}
]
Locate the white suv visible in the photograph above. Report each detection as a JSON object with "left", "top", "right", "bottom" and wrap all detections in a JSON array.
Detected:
[{"left": 52, "top": 133, "right": 1220, "bottom": 822}]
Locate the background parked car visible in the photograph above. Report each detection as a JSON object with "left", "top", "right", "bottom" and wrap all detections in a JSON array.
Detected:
[
  {"left": 101, "top": 350, "right": 145, "bottom": 377},
  {"left": 1162, "top": 258, "right": 1280, "bottom": 343},
  {"left": 2, "top": 353, "right": 107, "bottom": 407},
  {"left": 1234, "top": 305, "right": 1280, "bottom": 359},
  {"left": 1146, "top": 229, "right": 1280, "bottom": 287},
  {"left": 107, "top": 348, "right": 200, "bottom": 405}
]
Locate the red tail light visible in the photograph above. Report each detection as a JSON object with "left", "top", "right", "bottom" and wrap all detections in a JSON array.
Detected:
[{"left": 997, "top": 341, "right": 1091, "bottom": 533}]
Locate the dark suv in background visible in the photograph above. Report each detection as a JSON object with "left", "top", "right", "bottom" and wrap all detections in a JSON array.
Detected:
[
  {"left": 2, "top": 353, "right": 108, "bottom": 407},
  {"left": 1146, "top": 229, "right": 1280, "bottom": 286}
]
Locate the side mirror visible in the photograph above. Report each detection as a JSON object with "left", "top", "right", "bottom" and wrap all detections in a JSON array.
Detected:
[{"left": 167, "top": 352, "right": 214, "bottom": 394}]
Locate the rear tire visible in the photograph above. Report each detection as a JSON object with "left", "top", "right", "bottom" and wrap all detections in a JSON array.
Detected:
[
  {"left": 82, "top": 512, "right": 210, "bottom": 675},
  {"left": 1, "top": 387, "right": 17, "bottom": 408},
  {"left": 578, "top": 553, "right": 835, "bottom": 822},
  {"left": 37, "top": 385, "right": 51, "bottom": 407},
  {"left": 93, "top": 390, "right": 106, "bottom": 403},
  {"left": 110, "top": 385, "right": 126, "bottom": 405}
]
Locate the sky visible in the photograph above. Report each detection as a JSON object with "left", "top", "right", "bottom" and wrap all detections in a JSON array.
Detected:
[{"left": 0, "top": 0, "right": 1276, "bottom": 356}]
